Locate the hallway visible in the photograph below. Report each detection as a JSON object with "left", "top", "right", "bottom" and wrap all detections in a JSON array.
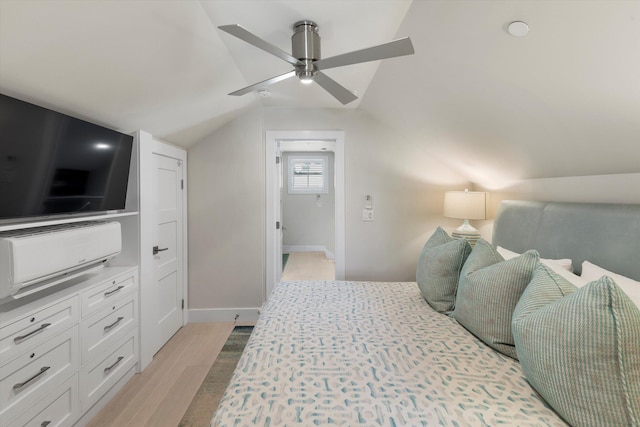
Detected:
[{"left": 281, "top": 252, "right": 335, "bottom": 281}]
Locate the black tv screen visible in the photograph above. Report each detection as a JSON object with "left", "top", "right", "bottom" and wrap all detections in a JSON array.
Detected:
[{"left": 0, "top": 94, "right": 134, "bottom": 221}]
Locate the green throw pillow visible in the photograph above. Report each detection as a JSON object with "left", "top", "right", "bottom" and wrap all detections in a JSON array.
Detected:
[
  {"left": 512, "top": 263, "right": 578, "bottom": 328},
  {"left": 512, "top": 273, "right": 640, "bottom": 427},
  {"left": 453, "top": 239, "right": 538, "bottom": 359},
  {"left": 416, "top": 227, "right": 471, "bottom": 313}
]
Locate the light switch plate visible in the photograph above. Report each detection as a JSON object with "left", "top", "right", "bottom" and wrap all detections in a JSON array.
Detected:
[{"left": 362, "top": 209, "right": 374, "bottom": 221}]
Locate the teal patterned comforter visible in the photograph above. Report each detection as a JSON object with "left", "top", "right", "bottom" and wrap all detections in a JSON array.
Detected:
[{"left": 211, "top": 281, "right": 567, "bottom": 426}]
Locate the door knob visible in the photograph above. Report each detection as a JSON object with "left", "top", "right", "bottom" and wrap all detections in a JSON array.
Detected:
[{"left": 153, "top": 246, "right": 169, "bottom": 255}]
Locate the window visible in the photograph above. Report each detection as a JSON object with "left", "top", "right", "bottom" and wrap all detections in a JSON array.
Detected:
[{"left": 288, "top": 155, "right": 328, "bottom": 194}]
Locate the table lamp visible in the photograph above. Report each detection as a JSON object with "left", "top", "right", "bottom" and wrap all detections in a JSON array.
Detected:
[{"left": 444, "top": 189, "right": 486, "bottom": 247}]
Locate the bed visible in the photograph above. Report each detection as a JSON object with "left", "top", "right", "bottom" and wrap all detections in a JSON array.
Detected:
[{"left": 211, "top": 201, "right": 640, "bottom": 426}]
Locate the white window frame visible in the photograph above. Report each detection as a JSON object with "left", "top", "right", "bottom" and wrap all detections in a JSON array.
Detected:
[{"left": 287, "top": 155, "right": 329, "bottom": 194}]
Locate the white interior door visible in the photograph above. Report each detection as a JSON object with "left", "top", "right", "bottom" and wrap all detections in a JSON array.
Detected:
[
  {"left": 153, "top": 153, "right": 184, "bottom": 348},
  {"left": 276, "top": 145, "right": 283, "bottom": 282},
  {"left": 138, "top": 131, "right": 188, "bottom": 370}
]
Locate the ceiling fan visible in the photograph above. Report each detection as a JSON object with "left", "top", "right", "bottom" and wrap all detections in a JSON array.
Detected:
[{"left": 219, "top": 20, "right": 415, "bottom": 105}]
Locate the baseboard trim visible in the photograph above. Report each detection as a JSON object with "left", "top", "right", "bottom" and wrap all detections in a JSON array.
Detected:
[
  {"left": 283, "top": 245, "right": 335, "bottom": 260},
  {"left": 188, "top": 307, "right": 261, "bottom": 323}
]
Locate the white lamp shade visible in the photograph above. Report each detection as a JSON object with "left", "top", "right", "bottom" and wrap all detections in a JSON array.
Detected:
[{"left": 444, "top": 191, "right": 487, "bottom": 220}]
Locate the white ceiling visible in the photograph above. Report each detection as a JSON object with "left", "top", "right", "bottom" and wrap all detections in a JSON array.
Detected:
[
  {"left": 360, "top": 0, "right": 640, "bottom": 183},
  {"left": 0, "top": 0, "right": 411, "bottom": 144},
  {"left": 1, "top": 0, "right": 639, "bottom": 182}
]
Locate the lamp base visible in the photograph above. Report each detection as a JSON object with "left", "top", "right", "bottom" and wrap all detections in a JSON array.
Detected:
[
  {"left": 452, "top": 220, "right": 482, "bottom": 247},
  {"left": 451, "top": 231, "right": 481, "bottom": 247}
]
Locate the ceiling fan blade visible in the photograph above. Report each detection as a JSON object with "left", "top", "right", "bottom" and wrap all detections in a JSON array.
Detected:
[
  {"left": 219, "top": 24, "right": 302, "bottom": 66},
  {"left": 313, "top": 72, "right": 358, "bottom": 105},
  {"left": 314, "top": 37, "right": 414, "bottom": 71},
  {"left": 229, "top": 71, "right": 296, "bottom": 96}
]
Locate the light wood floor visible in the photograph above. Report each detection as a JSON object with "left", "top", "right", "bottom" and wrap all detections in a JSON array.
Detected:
[
  {"left": 281, "top": 251, "right": 335, "bottom": 281},
  {"left": 87, "top": 322, "right": 235, "bottom": 427}
]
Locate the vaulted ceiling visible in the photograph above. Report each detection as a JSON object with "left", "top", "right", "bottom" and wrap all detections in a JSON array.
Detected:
[
  {"left": 362, "top": 0, "right": 640, "bottom": 184},
  {"left": 0, "top": 0, "right": 411, "bottom": 142},
  {"left": 1, "top": 0, "right": 638, "bottom": 182}
]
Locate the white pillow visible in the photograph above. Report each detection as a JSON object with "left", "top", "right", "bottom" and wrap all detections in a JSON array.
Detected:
[
  {"left": 547, "top": 260, "right": 589, "bottom": 288},
  {"left": 581, "top": 261, "right": 640, "bottom": 310},
  {"left": 497, "top": 246, "right": 574, "bottom": 272}
]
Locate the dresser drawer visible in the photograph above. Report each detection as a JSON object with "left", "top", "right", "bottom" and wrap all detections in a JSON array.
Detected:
[
  {"left": 0, "top": 296, "right": 79, "bottom": 366},
  {"left": 81, "top": 331, "right": 137, "bottom": 412},
  {"left": 0, "top": 326, "right": 79, "bottom": 423},
  {"left": 81, "top": 274, "right": 136, "bottom": 318},
  {"left": 81, "top": 293, "right": 137, "bottom": 364},
  {"left": 7, "top": 373, "right": 79, "bottom": 427}
]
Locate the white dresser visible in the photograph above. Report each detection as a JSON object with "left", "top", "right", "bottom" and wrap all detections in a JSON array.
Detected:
[{"left": 0, "top": 267, "right": 138, "bottom": 427}]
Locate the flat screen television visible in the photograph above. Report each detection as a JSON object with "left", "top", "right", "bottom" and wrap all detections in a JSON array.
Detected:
[{"left": 0, "top": 93, "right": 134, "bottom": 222}]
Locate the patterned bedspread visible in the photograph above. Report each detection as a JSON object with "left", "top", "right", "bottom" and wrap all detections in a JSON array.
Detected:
[{"left": 211, "top": 281, "right": 567, "bottom": 426}]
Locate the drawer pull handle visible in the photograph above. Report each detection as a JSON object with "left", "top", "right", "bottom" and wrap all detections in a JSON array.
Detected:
[
  {"left": 104, "top": 356, "right": 124, "bottom": 374},
  {"left": 104, "top": 317, "right": 125, "bottom": 332},
  {"left": 104, "top": 285, "right": 125, "bottom": 297},
  {"left": 14, "top": 323, "right": 52, "bottom": 344},
  {"left": 13, "top": 366, "right": 50, "bottom": 391},
  {"left": 41, "top": 422, "right": 51, "bottom": 427}
]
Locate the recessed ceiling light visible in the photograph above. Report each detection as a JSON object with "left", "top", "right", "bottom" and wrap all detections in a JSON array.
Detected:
[{"left": 508, "top": 21, "right": 529, "bottom": 37}]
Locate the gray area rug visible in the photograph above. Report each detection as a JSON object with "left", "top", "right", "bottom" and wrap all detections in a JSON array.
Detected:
[{"left": 178, "top": 325, "right": 253, "bottom": 427}]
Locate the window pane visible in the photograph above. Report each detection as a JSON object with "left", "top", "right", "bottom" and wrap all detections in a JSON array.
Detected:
[{"left": 288, "top": 155, "right": 328, "bottom": 194}]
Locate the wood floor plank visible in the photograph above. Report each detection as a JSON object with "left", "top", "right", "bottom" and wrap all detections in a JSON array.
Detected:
[
  {"left": 282, "top": 251, "right": 335, "bottom": 281},
  {"left": 144, "top": 365, "right": 209, "bottom": 427},
  {"left": 87, "top": 322, "right": 235, "bottom": 427},
  {"left": 125, "top": 328, "right": 226, "bottom": 426},
  {"left": 104, "top": 337, "right": 199, "bottom": 426}
]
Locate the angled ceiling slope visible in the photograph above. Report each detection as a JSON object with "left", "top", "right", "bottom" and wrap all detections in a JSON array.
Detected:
[
  {"left": 360, "top": 0, "right": 640, "bottom": 184},
  {"left": 0, "top": 0, "right": 260, "bottom": 146},
  {"left": 0, "top": 1, "right": 412, "bottom": 147}
]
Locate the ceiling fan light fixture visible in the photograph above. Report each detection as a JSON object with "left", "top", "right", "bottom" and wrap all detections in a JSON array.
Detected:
[{"left": 296, "top": 68, "right": 316, "bottom": 84}]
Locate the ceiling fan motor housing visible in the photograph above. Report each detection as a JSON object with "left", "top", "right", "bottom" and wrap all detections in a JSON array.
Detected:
[{"left": 292, "top": 21, "right": 320, "bottom": 80}]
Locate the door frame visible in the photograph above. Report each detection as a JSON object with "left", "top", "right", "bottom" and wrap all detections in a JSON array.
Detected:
[
  {"left": 265, "top": 131, "right": 345, "bottom": 299},
  {"left": 138, "top": 131, "right": 188, "bottom": 370}
]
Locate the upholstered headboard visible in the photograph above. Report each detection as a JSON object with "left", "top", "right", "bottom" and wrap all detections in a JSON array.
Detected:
[{"left": 492, "top": 200, "right": 640, "bottom": 281}]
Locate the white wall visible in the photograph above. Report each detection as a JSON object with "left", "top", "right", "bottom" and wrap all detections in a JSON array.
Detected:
[
  {"left": 187, "top": 104, "right": 639, "bottom": 315},
  {"left": 475, "top": 173, "right": 640, "bottom": 240},
  {"left": 187, "top": 108, "right": 265, "bottom": 316},
  {"left": 187, "top": 106, "right": 468, "bottom": 312},
  {"left": 264, "top": 107, "right": 467, "bottom": 282},
  {"left": 282, "top": 152, "right": 335, "bottom": 255}
]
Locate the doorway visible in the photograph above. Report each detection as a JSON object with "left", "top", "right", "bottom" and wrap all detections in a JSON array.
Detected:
[
  {"left": 280, "top": 149, "right": 335, "bottom": 281},
  {"left": 265, "top": 131, "right": 345, "bottom": 299}
]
